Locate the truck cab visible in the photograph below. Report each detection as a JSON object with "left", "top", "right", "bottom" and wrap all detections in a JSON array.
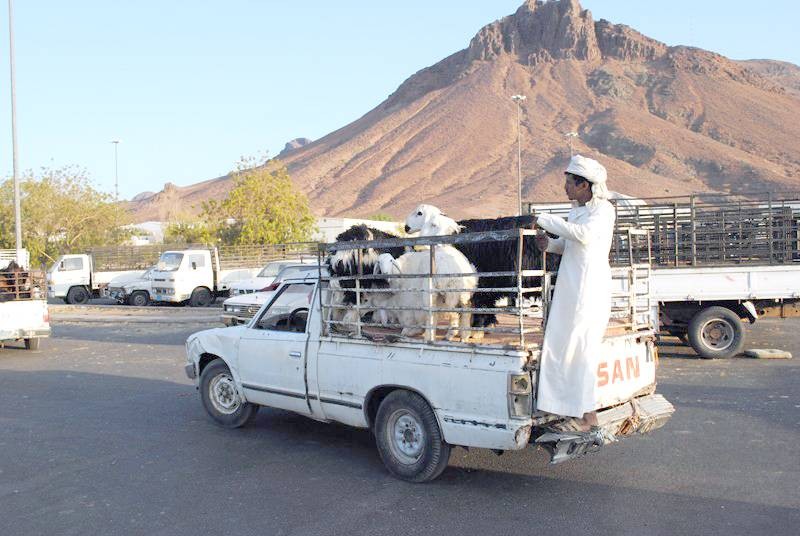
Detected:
[
  {"left": 152, "top": 249, "right": 215, "bottom": 306},
  {"left": 47, "top": 254, "right": 92, "bottom": 303}
]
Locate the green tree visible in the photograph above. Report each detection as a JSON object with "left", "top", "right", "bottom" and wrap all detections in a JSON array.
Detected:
[
  {"left": 0, "top": 166, "right": 131, "bottom": 266},
  {"left": 200, "top": 156, "right": 316, "bottom": 245}
]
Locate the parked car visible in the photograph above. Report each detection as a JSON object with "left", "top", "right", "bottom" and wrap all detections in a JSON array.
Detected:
[
  {"left": 230, "top": 258, "right": 317, "bottom": 296},
  {"left": 107, "top": 266, "right": 156, "bottom": 306},
  {"left": 221, "top": 264, "right": 321, "bottom": 325}
]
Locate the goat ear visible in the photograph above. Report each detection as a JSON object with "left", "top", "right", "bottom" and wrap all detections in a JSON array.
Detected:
[{"left": 391, "top": 259, "right": 401, "bottom": 274}]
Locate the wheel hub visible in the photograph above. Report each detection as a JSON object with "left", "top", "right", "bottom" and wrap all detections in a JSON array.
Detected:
[
  {"left": 388, "top": 411, "right": 425, "bottom": 463},
  {"left": 701, "top": 319, "right": 734, "bottom": 351},
  {"left": 209, "top": 374, "right": 241, "bottom": 415}
]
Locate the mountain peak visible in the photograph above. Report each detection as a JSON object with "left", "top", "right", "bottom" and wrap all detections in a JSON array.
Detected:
[{"left": 468, "top": 0, "right": 665, "bottom": 65}]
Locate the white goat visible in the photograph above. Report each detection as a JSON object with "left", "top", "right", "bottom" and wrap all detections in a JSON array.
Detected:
[
  {"left": 370, "top": 249, "right": 477, "bottom": 341},
  {"left": 404, "top": 204, "right": 462, "bottom": 236}
]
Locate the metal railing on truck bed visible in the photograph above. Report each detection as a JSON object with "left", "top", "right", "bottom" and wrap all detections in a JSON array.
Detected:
[
  {"left": 217, "top": 242, "right": 318, "bottom": 270},
  {"left": 316, "top": 228, "right": 653, "bottom": 352},
  {"left": 527, "top": 192, "right": 800, "bottom": 268},
  {"left": 0, "top": 270, "right": 46, "bottom": 302}
]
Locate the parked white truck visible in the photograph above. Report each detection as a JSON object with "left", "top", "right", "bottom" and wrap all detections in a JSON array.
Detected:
[
  {"left": 529, "top": 192, "right": 800, "bottom": 359},
  {"left": 47, "top": 246, "right": 163, "bottom": 304},
  {"left": 151, "top": 243, "right": 316, "bottom": 306},
  {"left": 1, "top": 250, "right": 50, "bottom": 351},
  {"left": 185, "top": 231, "right": 673, "bottom": 482}
]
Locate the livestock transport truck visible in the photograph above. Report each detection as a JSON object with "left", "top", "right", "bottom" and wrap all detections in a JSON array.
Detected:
[
  {"left": 1, "top": 250, "right": 50, "bottom": 351},
  {"left": 47, "top": 245, "right": 165, "bottom": 304},
  {"left": 151, "top": 243, "right": 317, "bottom": 306},
  {"left": 528, "top": 192, "right": 800, "bottom": 359},
  {"left": 184, "top": 230, "right": 674, "bottom": 482}
]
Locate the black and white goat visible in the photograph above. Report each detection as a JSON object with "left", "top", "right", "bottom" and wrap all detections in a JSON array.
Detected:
[
  {"left": 325, "top": 224, "right": 406, "bottom": 329},
  {"left": 404, "top": 204, "right": 560, "bottom": 332}
]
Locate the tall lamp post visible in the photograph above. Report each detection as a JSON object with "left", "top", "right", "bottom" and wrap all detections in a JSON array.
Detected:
[
  {"left": 8, "top": 0, "right": 22, "bottom": 261},
  {"left": 565, "top": 131, "right": 578, "bottom": 156},
  {"left": 111, "top": 140, "right": 120, "bottom": 199},
  {"left": 511, "top": 95, "right": 526, "bottom": 216}
]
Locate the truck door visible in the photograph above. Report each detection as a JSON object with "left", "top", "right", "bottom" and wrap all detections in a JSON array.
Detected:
[
  {"left": 238, "top": 282, "right": 315, "bottom": 414},
  {"left": 51, "top": 255, "right": 89, "bottom": 295}
]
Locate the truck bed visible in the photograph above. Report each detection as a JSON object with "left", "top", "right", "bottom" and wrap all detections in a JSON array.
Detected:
[{"left": 651, "top": 264, "right": 800, "bottom": 302}]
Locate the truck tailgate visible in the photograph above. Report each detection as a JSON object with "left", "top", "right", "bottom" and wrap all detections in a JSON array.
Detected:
[{"left": 0, "top": 300, "right": 50, "bottom": 339}]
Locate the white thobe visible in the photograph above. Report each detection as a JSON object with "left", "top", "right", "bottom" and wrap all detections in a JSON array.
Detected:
[{"left": 535, "top": 199, "right": 615, "bottom": 417}]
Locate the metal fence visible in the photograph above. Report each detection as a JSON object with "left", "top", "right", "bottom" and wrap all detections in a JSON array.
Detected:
[{"left": 317, "top": 228, "right": 652, "bottom": 350}]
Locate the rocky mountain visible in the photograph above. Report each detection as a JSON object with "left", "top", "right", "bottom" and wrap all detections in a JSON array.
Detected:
[{"left": 130, "top": 0, "right": 800, "bottom": 222}]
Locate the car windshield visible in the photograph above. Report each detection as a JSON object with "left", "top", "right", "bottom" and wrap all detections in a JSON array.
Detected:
[
  {"left": 257, "top": 262, "right": 289, "bottom": 278},
  {"left": 274, "top": 265, "right": 319, "bottom": 281},
  {"left": 157, "top": 253, "right": 183, "bottom": 272}
]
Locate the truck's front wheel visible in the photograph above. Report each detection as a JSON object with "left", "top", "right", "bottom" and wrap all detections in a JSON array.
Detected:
[
  {"left": 374, "top": 390, "right": 451, "bottom": 483},
  {"left": 189, "top": 287, "right": 213, "bottom": 307},
  {"left": 66, "top": 286, "right": 90, "bottom": 305},
  {"left": 200, "top": 359, "right": 258, "bottom": 428},
  {"left": 687, "top": 306, "right": 745, "bottom": 359}
]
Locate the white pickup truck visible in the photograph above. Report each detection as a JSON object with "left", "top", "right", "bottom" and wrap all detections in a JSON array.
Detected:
[
  {"left": 47, "top": 251, "right": 149, "bottom": 304},
  {"left": 185, "top": 231, "right": 673, "bottom": 482},
  {"left": 1, "top": 250, "right": 50, "bottom": 351}
]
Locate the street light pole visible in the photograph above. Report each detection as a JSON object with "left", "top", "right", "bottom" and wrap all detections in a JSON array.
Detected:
[
  {"left": 565, "top": 131, "right": 578, "bottom": 156},
  {"left": 111, "top": 140, "right": 120, "bottom": 199},
  {"left": 511, "top": 95, "right": 526, "bottom": 216},
  {"left": 8, "top": 0, "right": 22, "bottom": 261}
]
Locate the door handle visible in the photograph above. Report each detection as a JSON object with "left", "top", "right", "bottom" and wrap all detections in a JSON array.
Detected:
[{"left": 289, "top": 351, "right": 302, "bottom": 359}]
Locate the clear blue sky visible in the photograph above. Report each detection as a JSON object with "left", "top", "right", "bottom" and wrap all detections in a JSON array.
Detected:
[{"left": 1, "top": 1, "right": 797, "bottom": 200}]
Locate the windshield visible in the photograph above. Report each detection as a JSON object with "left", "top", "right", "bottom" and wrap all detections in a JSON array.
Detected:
[
  {"left": 157, "top": 253, "right": 183, "bottom": 272},
  {"left": 275, "top": 265, "right": 319, "bottom": 281},
  {"left": 257, "top": 262, "right": 289, "bottom": 278}
]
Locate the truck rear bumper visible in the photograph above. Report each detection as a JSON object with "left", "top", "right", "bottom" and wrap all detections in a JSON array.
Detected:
[
  {"left": 535, "top": 393, "right": 675, "bottom": 464},
  {"left": 1, "top": 327, "right": 51, "bottom": 341}
]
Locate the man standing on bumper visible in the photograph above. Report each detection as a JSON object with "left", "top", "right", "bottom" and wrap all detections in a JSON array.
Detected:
[{"left": 534, "top": 155, "right": 615, "bottom": 428}]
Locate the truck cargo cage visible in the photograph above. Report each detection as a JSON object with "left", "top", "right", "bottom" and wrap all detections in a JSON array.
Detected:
[
  {"left": 217, "top": 242, "right": 318, "bottom": 270},
  {"left": 317, "top": 227, "right": 652, "bottom": 351},
  {"left": 0, "top": 269, "right": 46, "bottom": 302},
  {"left": 527, "top": 192, "right": 800, "bottom": 268}
]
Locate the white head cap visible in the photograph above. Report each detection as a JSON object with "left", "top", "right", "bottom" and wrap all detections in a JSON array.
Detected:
[{"left": 565, "top": 154, "right": 609, "bottom": 202}]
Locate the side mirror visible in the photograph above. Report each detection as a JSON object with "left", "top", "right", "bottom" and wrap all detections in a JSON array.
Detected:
[
  {"left": 191, "top": 262, "right": 197, "bottom": 270},
  {"left": 59, "top": 262, "right": 65, "bottom": 270}
]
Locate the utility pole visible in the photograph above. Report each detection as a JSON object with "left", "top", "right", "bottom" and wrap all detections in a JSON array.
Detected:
[
  {"left": 111, "top": 140, "right": 120, "bottom": 199},
  {"left": 565, "top": 131, "right": 578, "bottom": 156},
  {"left": 511, "top": 95, "right": 526, "bottom": 216},
  {"left": 8, "top": 0, "right": 22, "bottom": 261}
]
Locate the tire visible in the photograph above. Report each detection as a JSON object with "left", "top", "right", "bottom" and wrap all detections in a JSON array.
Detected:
[
  {"left": 199, "top": 359, "right": 258, "bottom": 428},
  {"left": 127, "top": 290, "right": 149, "bottom": 307},
  {"left": 189, "top": 287, "right": 213, "bottom": 307},
  {"left": 687, "top": 306, "right": 745, "bottom": 359},
  {"left": 66, "top": 286, "right": 90, "bottom": 305},
  {"left": 24, "top": 338, "right": 40, "bottom": 350},
  {"left": 374, "top": 390, "right": 451, "bottom": 483}
]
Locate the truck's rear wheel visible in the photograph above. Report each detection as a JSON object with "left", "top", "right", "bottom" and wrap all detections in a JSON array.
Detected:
[
  {"left": 66, "top": 286, "right": 90, "bottom": 305},
  {"left": 374, "top": 390, "right": 451, "bottom": 483},
  {"left": 200, "top": 359, "right": 258, "bottom": 428},
  {"left": 24, "top": 338, "right": 40, "bottom": 350},
  {"left": 128, "top": 290, "right": 149, "bottom": 307},
  {"left": 687, "top": 306, "right": 745, "bottom": 359},
  {"left": 189, "top": 287, "right": 213, "bottom": 307}
]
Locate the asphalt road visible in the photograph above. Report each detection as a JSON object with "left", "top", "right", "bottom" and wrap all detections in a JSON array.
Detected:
[{"left": 1, "top": 318, "right": 798, "bottom": 536}]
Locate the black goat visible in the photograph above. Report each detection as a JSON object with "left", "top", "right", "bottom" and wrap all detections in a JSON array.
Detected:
[{"left": 454, "top": 215, "right": 561, "bottom": 329}]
